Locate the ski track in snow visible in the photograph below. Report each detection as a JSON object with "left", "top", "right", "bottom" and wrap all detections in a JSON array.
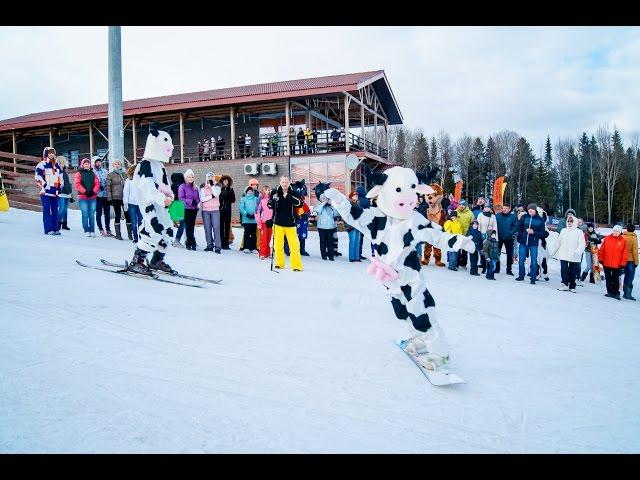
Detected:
[{"left": 1, "top": 209, "right": 639, "bottom": 453}]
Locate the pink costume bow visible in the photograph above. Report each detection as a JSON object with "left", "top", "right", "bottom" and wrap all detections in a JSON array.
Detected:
[{"left": 367, "top": 256, "right": 399, "bottom": 283}]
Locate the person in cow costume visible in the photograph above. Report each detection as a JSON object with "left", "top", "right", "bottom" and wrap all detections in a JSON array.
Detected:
[
  {"left": 127, "top": 127, "right": 177, "bottom": 275},
  {"left": 422, "top": 182, "right": 447, "bottom": 267},
  {"left": 323, "top": 166, "right": 476, "bottom": 370}
]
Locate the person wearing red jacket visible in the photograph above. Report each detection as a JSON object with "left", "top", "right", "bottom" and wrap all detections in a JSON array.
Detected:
[
  {"left": 74, "top": 157, "right": 101, "bottom": 237},
  {"left": 598, "top": 225, "right": 628, "bottom": 300}
]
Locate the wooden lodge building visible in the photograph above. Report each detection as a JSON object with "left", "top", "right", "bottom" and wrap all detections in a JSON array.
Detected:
[{"left": 0, "top": 71, "right": 403, "bottom": 210}]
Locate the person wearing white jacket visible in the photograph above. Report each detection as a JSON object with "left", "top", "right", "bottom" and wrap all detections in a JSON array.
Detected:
[
  {"left": 123, "top": 164, "right": 142, "bottom": 243},
  {"left": 476, "top": 205, "right": 497, "bottom": 273},
  {"left": 549, "top": 216, "right": 586, "bottom": 292}
]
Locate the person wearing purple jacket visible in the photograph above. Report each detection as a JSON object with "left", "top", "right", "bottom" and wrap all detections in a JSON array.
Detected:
[{"left": 178, "top": 168, "right": 200, "bottom": 250}]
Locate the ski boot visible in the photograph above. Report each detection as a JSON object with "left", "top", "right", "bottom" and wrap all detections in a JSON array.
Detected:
[
  {"left": 127, "top": 248, "right": 152, "bottom": 275},
  {"left": 148, "top": 251, "right": 177, "bottom": 274}
]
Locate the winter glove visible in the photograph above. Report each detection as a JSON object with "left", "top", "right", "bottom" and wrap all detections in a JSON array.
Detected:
[
  {"left": 85, "top": 190, "right": 95, "bottom": 198},
  {"left": 246, "top": 213, "right": 255, "bottom": 219},
  {"left": 191, "top": 199, "right": 198, "bottom": 208}
]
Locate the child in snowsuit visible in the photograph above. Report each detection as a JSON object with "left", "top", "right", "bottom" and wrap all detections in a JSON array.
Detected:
[
  {"left": 483, "top": 229, "right": 500, "bottom": 280},
  {"left": 443, "top": 211, "right": 462, "bottom": 270},
  {"left": 467, "top": 220, "right": 483, "bottom": 276},
  {"left": 239, "top": 186, "right": 259, "bottom": 252}
]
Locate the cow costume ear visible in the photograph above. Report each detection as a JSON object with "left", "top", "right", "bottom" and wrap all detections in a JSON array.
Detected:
[{"left": 364, "top": 165, "right": 388, "bottom": 198}]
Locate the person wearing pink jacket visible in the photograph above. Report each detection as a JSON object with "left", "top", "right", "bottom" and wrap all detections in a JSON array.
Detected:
[
  {"left": 199, "top": 172, "right": 222, "bottom": 253},
  {"left": 256, "top": 185, "right": 274, "bottom": 259}
]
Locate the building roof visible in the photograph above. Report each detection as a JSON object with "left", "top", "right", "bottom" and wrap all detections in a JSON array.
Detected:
[{"left": 0, "top": 70, "right": 403, "bottom": 133}]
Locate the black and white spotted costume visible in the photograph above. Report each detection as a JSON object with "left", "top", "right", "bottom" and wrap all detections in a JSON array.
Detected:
[
  {"left": 324, "top": 166, "right": 476, "bottom": 366},
  {"left": 128, "top": 128, "right": 176, "bottom": 273}
]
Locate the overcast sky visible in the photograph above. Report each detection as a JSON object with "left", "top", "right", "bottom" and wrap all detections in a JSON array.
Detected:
[{"left": 1, "top": 26, "right": 638, "bottom": 154}]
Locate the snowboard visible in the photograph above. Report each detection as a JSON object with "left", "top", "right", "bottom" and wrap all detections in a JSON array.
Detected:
[
  {"left": 396, "top": 339, "right": 465, "bottom": 386},
  {"left": 591, "top": 245, "right": 601, "bottom": 283}
]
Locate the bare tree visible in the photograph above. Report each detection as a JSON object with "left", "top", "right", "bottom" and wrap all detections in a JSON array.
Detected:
[
  {"left": 436, "top": 130, "right": 452, "bottom": 186},
  {"left": 494, "top": 130, "right": 520, "bottom": 202},
  {"left": 596, "top": 125, "right": 623, "bottom": 225},
  {"left": 453, "top": 134, "right": 474, "bottom": 193},
  {"left": 554, "top": 137, "right": 576, "bottom": 211},
  {"left": 631, "top": 133, "right": 640, "bottom": 224}
]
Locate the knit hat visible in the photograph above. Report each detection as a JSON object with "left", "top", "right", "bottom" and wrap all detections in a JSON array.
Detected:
[
  {"left": 527, "top": 203, "right": 538, "bottom": 211},
  {"left": 459, "top": 199, "right": 467, "bottom": 206},
  {"left": 565, "top": 208, "right": 576, "bottom": 219},
  {"left": 245, "top": 185, "right": 255, "bottom": 194},
  {"left": 612, "top": 224, "right": 623, "bottom": 233},
  {"left": 586, "top": 222, "right": 595, "bottom": 229},
  {"left": 184, "top": 168, "right": 194, "bottom": 178},
  {"left": 626, "top": 224, "right": 635, "bottom": 233},
  {"left": 80, "top": 157, "right": 91, "bottom": 167}
]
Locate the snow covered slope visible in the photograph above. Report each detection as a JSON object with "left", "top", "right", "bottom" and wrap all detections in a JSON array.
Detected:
[{"left": 0, "top": 209, "right": 638, "bottom": 453}]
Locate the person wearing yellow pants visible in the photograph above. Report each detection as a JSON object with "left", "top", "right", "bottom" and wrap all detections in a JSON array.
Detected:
[
  {"left": 268, "top": 176, "right": 303, "bottom": 271},
  {"left": 273, "top": 225, "right": 303, "bottom": 270}
]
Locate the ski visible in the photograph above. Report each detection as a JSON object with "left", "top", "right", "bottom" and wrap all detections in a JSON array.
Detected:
[
  {"left": 76, "top": 260, "right": 206, "bottom": 288},
  {"left": 100, "top": 259, "right": 222, "bottom": 284},
  {"left": 396, "top": 339, "right": 465, "bottom": 387}
]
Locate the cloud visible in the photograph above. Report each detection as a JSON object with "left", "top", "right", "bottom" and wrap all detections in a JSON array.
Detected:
[{"left": 0, "top": 26, "right": 638, "bottom": 151}]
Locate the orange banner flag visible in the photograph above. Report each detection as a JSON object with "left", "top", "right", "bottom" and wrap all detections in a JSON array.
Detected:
[
  {"left": 493, "top": 176, "right": 506, "bottom": 206},
  {"left": 454, "top": 180, "right": 463, "bottom": 202}
]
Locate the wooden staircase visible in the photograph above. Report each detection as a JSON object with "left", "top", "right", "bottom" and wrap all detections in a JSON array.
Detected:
[{"left": 1, "top": 152, "right": 43, "bottom": 212}]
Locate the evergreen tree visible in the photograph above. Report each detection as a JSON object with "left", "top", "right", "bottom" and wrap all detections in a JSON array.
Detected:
[
  {"left": 411, "top": 131, "right": 430, "bottom": 173},
  {"left": 394, "top": 127, "right": 408, "bottom": 165}
]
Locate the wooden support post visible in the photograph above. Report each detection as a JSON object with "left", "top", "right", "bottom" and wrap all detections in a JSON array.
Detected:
[
  {"left": 12, "top": 132, "right": 17, "bottom": 172},
  {"left": 344, "top": 95, "right": 350, "bottom": 152},
  {"left": 285, "top": 101, "right": 291, "bottom": 155},
  {"left": 385, "top": 120, "right": 389, "bottom": 159},
  {"left": 179, "top": 112, "right": 185, "bottom": 163},
  {"left": 132, "top": 118, "right": 137, "bottom": 164},
  {"left": 374, "top": 115, "right": 378, "bottom": 154},
  {"left": 89, "top": 124, "right": 94, "bottom": 159},
  {"left": 360, "top": 101, "right": 365, "bottom": 148},
  {"left": 230, "top": 107, "right": 236, "bottom": 160},
  {"left": 49, "top": 128, "right": 54, "bottom": 148}
]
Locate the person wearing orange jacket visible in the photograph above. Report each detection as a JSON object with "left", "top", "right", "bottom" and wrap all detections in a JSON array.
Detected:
[
  {"left": 622, "top": 224, "right": 638, "bottom": 301},
  {"left": 598, "top": 225, "right": 628, "bottom": 300}
]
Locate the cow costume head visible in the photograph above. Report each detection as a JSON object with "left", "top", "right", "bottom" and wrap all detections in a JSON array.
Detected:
[
  {"left": 292, "top": 179, "right": 308, "bottom": 197},
  {"left": 364, "top": 166, "right": 434, "bottom": 220},
  {"left": 142, "top": 126, "right": 174, "bottom": 163}
]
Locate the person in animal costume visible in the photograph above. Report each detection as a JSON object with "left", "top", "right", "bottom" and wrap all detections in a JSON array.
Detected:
[
  {"left": 422, "top": 181, "right": 447, "bottom": 267},
  {"left": 284, "top": 179, "right": 311, "bottom": 256},
  {"left": 323, "top": 166, "right": 476, "bottom": 371},
  {"left": 128, "top": 127, "right": 177, "bottom": 274}
]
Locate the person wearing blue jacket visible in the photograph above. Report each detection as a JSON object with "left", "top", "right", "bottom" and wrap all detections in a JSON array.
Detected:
[
  {"left": 515, "top": 203, "right": 549, "bottom": 284},
  {"left": 356, "top": 185, "right": 371, "bottom": 260},
  {"left": 239, "top": 186, "right": 259, "bottom": 253},
  {"left": 494, "top": 204, "right": 518, "bottom": 275},
  {"left": 313, "top": 194, "right": 340, "bottom": 260}
]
